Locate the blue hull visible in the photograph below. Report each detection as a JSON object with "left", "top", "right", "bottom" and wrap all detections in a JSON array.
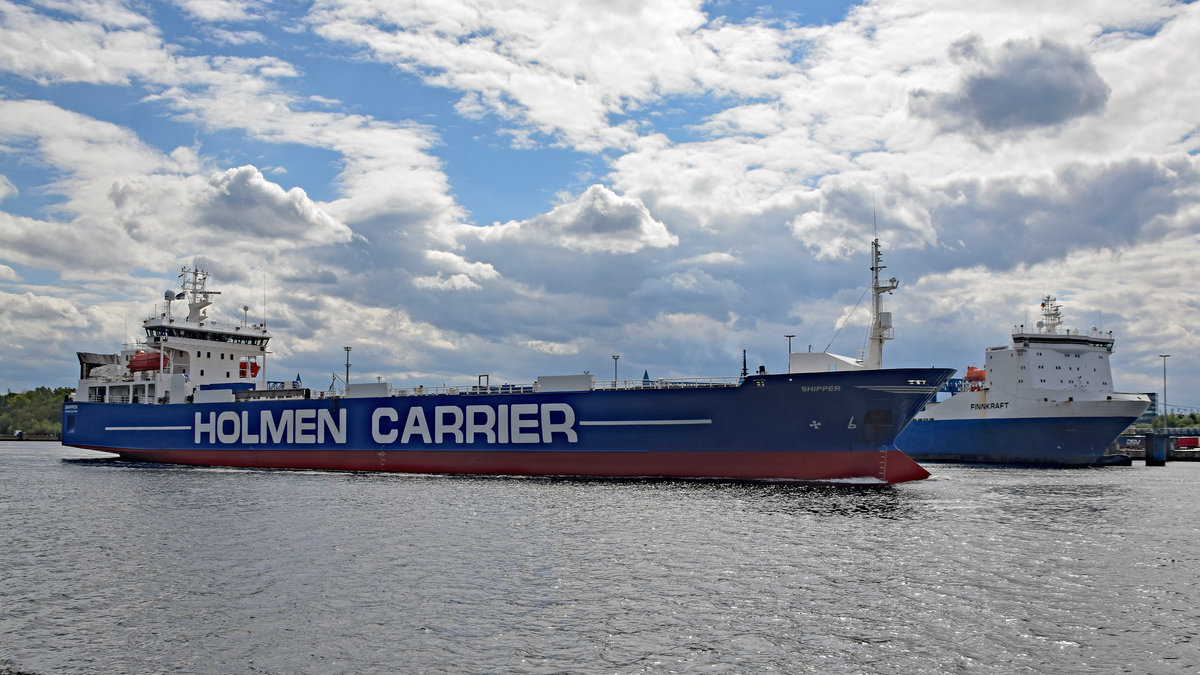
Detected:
[
  {"left": 896, "top": 415, "right": 1138, "bottom": 466},
  {"left": 63, "top": 369, "right": 952, "bottom": 483}
]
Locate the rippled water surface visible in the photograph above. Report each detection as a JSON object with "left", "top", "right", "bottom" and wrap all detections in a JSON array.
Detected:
[{"left": 2, "top": 442, "right": 1198, "bottom": 673}]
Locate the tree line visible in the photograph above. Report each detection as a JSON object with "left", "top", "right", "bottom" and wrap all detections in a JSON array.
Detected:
[
  {"left": 1149, "top": 411, "right": 1200, "bottom": 428},
  {"left": 0, "top": 387, "right": 73, "bottom": 435}
]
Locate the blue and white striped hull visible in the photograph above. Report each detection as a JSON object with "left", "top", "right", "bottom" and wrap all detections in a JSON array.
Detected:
[{"left": 895, "top": 391, "right": 1150, "bottom": 466}]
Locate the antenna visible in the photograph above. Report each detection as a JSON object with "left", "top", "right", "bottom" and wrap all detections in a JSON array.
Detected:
[{"left": 872, "top": 190, "right": 878, "bottom": 238}]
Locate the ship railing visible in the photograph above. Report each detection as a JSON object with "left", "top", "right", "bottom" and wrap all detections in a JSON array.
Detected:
[
  {"left": 391, "top": 384, "right": 537, "bottom": 396},
  {"left": 80, "top": 368, "right": 164, "bottom": 383},
  {"left": 600, "top": 376, "right": 742, "bottom": 390},
  {"left": 85, "top": 392, "right": 132, "bottom": 403},
  {"left": 80, "top": 375, "right": 135, "bottom": 386},
  {"left": 387, "top": 376, "right": 742, "bottom": 397}
]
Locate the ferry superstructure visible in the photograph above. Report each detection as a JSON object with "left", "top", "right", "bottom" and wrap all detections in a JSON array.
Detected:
[{"left": 62, "top": 266, "right": 953, "bottom": 483}]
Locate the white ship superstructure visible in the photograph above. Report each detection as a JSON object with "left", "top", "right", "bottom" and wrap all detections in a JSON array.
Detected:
[{"left": 75, "top": 267, "right": 275, "bottom": 406}]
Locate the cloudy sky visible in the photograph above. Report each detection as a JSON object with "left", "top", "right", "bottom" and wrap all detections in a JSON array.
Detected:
[{"left": 1, "top": 0, "right": 1197, "bottom": 408}]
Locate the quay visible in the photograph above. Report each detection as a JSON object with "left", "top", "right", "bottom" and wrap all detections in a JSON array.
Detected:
[
  {"left": 0, "top": 433, "right": 60, "bottom": 441},
  {"left": 1116, "top": 428, "right": 1200, "bottom": 464}
]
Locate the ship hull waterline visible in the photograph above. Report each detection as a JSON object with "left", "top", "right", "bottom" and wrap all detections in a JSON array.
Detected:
[{"left": 70, "top": 446, "right": 931, "bottom": 483}]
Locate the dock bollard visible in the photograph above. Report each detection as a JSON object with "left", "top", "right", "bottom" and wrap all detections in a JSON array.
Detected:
[{"left": 1145, "top": 433, "right": 1167, "bottom": 466}]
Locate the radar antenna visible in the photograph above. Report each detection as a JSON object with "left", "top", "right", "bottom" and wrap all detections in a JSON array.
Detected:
[{"left": 178, "top": 266, "right": 221, "bottom": 323}]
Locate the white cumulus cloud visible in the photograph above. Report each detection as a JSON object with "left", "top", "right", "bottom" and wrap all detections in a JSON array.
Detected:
[{"left": 475, "top": 184, "right": 678, "bottom": 254}]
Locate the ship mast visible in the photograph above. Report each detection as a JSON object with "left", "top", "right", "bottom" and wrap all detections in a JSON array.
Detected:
[
  {"left": 1037, "top": 295, "right": 1062, "bottom": 334},
  {"left": 863, "top": 238, "right": 898, "bottom": 369},
  {"left": 180, "top": 266, "right": 221, "bottom": 323}
]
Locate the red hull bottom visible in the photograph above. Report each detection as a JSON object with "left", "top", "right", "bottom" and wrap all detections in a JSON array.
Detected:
[{"left": 81, "top": 448, "right": 931, "bottom": 484}]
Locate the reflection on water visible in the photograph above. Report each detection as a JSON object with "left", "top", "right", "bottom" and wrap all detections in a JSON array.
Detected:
[
  {"left": 989, "top": 480, "right": 1128, "bottom": 531},
  {"left": 3, "top": 444, "right": 1198, "bottom": 674},
  {"left": 64, "top": 456, "right": 916, "bottom": 519}
]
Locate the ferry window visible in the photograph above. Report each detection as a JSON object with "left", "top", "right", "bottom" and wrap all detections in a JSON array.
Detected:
[
  {"left": 226, "top": 372, "right": 230, "bottom": 378},
  {"left": 200, "top": 370, "right": 205, "bottom": 376}
]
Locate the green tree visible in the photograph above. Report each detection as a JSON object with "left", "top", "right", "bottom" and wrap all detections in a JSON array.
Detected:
[
  {"left": 1152, "top": 411, "right": 1200, "bottom": 429},
  {"left": 0, "top": 387, "right": 74, "bottom": 435}
]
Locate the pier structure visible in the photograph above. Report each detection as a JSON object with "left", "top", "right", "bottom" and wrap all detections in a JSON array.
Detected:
[{"left": 1117, "top": 428, "right": 1200, "bottom": 464}]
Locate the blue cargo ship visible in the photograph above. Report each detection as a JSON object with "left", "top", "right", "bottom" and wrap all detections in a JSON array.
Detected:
[{"left": 62, "top": 267, "right": 952, "bottom": 483}]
